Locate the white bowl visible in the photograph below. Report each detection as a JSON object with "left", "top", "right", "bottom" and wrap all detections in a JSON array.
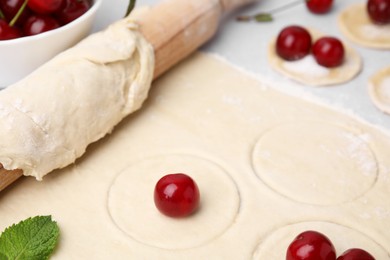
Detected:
[{"left": 0, "top": 0, "right": 103, "bottom": 87}]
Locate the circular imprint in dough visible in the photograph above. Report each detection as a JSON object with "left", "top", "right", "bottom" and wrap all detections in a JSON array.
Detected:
[
  {"left": 252, "top": 221, "right": 389, "bottom": 259},
  {"left": 338, "top": 3, "right": 390, "bottom": 49},
  {"left": 107, "top": 154, "right": 240, "bottom": 250},
  {"left": 268, "top": 29, "right": 362, "bottom": 86},
  {"left": 368, "top": 66, "right": 390, "bottom": 115},
  {"left": 252, "top": 122, "right": 378, "bottom": 205}
]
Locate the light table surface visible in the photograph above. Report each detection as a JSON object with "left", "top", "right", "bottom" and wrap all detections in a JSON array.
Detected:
[{"left": 94, "top": 0, "right": 390, "bottom": 129}]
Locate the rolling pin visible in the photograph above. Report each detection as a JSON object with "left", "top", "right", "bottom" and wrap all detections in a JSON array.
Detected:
[{"left": 0, "top": 0, "right": 256, "bottom": 192}]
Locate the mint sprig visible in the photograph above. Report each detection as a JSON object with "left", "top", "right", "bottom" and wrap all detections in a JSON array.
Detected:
[
  {"left": 236, "top": 0, "right": 304, "bottom": 22},
  {"left": 0, "top": 216, "right": 60, "bottom": 260}
]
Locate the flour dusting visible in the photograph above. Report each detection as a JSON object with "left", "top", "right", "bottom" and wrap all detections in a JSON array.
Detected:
[
  {"left": 341, "top": 131, "right": 378, "bottom": 176},
  {"left": 282, "top": 55, "right": 330, "bottom": 77},
  {"left": 360, "top": 24, "right": 390, "bottom": 39}
]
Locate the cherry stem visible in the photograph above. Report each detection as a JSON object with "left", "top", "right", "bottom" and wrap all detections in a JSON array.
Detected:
[
  {"left": 125, "top": 0, "right": 136, "bottom": 17},
  {"left": 237, "top": 0, "right": 305, "bottom": 22},
  {"left": 0, "top": 9, "right": 5, "bottom": 19},
  {"left": 9, "top": 0, "right": 28, "bottom": 26}
]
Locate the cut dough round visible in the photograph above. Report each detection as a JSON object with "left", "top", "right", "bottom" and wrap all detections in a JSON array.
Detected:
[
  {"left": 107, "top": 154, "right": 240, "bottom": 250},
  {"left": 253, "top": 221, "right": 389, "bottom": 259},
  {"left": 368, "top": 66, "right": 390, "bottom": 114},
  {"left": 338, "top": 3, "right": 390, "bottom": 49},
  {"left": 252, "top": 121, "right": 378, "bottom": 205},
  {"left": 268, "top": 29, "right": 362, "bottom": 86}
]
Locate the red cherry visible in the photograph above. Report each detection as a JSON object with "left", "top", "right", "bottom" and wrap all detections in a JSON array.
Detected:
[
  {"left": 27, "top": 0, "right": 63, "bottom": 14},
  {"left": 0, "top": 19, "right": 22, "bottom": 40},
  {"left": 276, "top": 25, "right": 312, "bottom": 61},
  {"left": 23, "top": 14, "right": 60, "bottom": 36},
  {"left": 154, "top": 173, "right": 200, "bottom": 218},
  {"left": 0, "top": 0, "right": 31, "bottom": 25},
  {"left": 367, "top": 0, "right": 390, "bottom": 25},
  {"left": 286, "top": 230, "right": 336, "bottom": 260},
  {"left": 312, "top": 37, "right": 344, "bottom": 68},
  {"left": 55, "top": 0, "right": 91, "bottom": 25},
  {"left": 337, "top": 248, "right": 375, "bottom": 260},
  {"left": 306, "top": 0, "right": 334, "bottom": 14}
]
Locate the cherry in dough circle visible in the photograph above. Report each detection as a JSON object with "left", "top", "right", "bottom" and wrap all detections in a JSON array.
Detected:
[
  {"left": 107, "top": 154, "right": 240, "bottom": 250},
  {"left": 337, "top": 248, "right": 376, "bottom": 260},
  {"left": 306, "top": 0, "right": 334, "bottom": 14},
  {"left": 253, "top": 221, "right": 388, "bottom": 259},
  {"left": 367, "top": 0, "right": 390, "bottom": 25},
  {"left": 154, "top": 173, "right": 200, "bottom": 218},
  {"left": 276, "top": 26, "right": 312, "bottom": 61},
  {"left": 312, "top": 37, "right": 345, "bottom": 68},
  {"left": 286, "top": 230, "right": 336, "bottom": 260}
]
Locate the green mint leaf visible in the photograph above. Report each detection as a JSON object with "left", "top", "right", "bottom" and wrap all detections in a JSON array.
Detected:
[
  {"left": 0, "top": 216, "right": 60, "bottom": 260},
  {"left": 254, "top": 13, "right": 273, "bottom": 22}
]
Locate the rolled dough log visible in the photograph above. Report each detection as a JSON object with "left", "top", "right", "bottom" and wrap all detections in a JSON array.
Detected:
[{"left": 0, "top": 17, "right": 154, "bottom": 180}]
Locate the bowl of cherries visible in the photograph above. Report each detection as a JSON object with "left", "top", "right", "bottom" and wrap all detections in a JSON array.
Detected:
[{"left": 0, "top": 0, "right": 102, "bottom": 87}]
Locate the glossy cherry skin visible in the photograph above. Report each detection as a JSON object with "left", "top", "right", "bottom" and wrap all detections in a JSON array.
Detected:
[
  {"left": 154, "top": 173, "right": 200, "bottom": 218},
  {"left": 306, "top": 0, "right": 334, "bottom": 14},
  {"left": 27, "top": 0, "right": 63, "bottom": 14},
  {"left": 286, "top": 230, "right": 336, "bottom": 260},
  {"left": 312, "top": 37, "right": 344, "bottom": 68},
  {"left": 276, "top": 25, "right": 312, "bottom": 61},
  {"left": 23, "top": 14, "right": 60, "bottom": 36},
  {"left": 55, "top": 0, "right": 91, "bottom": 25},
  {"left": 367, "top": 0, "right": 390, "bottom": 25},
  {"left": 0, "top": 0, "right": 31, "bottom": 25},
  {"left": 0, "top": 19, "right": 22, "bottom": 40},
  {"left": 337, "top": 248, "right": 375, "bottom": 260}
]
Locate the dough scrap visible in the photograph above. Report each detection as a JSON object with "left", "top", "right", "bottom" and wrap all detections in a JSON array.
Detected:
[
  {"left": 338, "top": 3, "right": 390, "bottom": 49},
  {"left": 0, "top": 17, "right": 154, "bottom": 180},
  {"left": 268, "top": 29, "right": 362, "bottom": 86},
  {"left": 368, "top": 66, "right": 390, "bottom": 114},
  {"left": 0, "top": 53, "right": 390, "bottom": 259}
]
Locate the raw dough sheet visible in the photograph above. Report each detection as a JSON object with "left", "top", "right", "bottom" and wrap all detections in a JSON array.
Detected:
[{"left": 1, "top": 53, "right": 390, "bottom": 259}]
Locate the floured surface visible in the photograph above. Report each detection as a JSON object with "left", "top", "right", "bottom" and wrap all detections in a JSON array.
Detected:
[
  {"left": 1, "top": 53, "right": 390, "bottom": 259},
  {"left": 338, "top": 3, "right": 390, "bottom": 49},
  {"left": 268, "top": 30, "right": 362, "bottom": 86},
  {"left": 369, "top": 66, "right": 390, "bottom": 115}
]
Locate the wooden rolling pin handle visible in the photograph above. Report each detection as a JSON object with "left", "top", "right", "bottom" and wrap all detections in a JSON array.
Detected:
[
  {"left": 220, "top": 0, "right": 257, "bottom": 13},
  {"left": 0, "top": 166, "right": 23, "bottom": 192},
  {"left": 137, "top": 0, "right": 257, "bottom": 79},
  {"left": 0, "top": 0, "right": 256, "bottom": 192}
]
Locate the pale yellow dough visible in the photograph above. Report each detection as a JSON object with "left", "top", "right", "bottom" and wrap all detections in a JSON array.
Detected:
[
  {"left": 268, "top": 30, "right": 362, "bottom": 86},
  {"left": 338, "top": 3, "right": 390, "bottom": 49},
  {"left": 368, "top": 66, "right": 390, "bottom": 114},
  {"left": 0, "top": 17, "right": 154, "bottom": 180},
  {"left": 1, "top": 53, "right": 390, "bottom": 259}
]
